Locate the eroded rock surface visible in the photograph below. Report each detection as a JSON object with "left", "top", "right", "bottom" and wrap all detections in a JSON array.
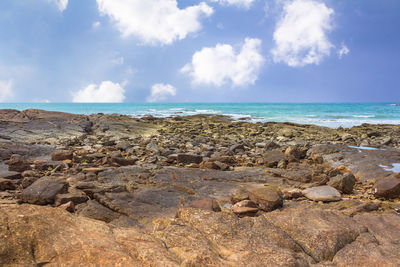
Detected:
[{"left": 0, "top": 109, "right": 399, "bottom": 266}]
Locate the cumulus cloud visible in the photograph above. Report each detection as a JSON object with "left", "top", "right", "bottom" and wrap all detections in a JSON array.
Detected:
[
  {"left": 72, "top": 81, "right": 125, "bottom": 103},
  {"left": 147, "top": 83, "right": 177, "bottom": 102},
  {"left": 209, "top": 0, "right": 256, "bottom": 9},
  {"left": 0, "top": 80, "right": 13, "bottom": 102},
  {"left": 96, "top": 0, "right": 213, "bottom": 45},
  {"left": 48, "top": 0, "right": 68, "bottom": 12},
  {"left": 271, "top": 0, "right": 334, "bottom": 67},
  {"left": 182, "top": 38, "right": 265, "bottom": 87},
  {"left": 338, "top": 43, "right": 350, "bottom": 59}
]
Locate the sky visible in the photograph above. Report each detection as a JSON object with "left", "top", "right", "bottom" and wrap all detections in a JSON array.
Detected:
[{"left": 0, "top": 0, "right": 399, "bottom": 103}]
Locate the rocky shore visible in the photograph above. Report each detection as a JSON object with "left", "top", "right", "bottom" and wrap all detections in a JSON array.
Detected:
[{"left": 0, "top": 109, "right": 399, "bottom": 266}]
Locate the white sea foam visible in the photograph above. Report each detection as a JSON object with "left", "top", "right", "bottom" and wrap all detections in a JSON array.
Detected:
[{"left": 352, "top": 115, "right": 375, "bottom": 118}]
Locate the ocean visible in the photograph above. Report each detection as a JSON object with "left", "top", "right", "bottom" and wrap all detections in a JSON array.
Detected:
[{"left": 0, "top": 103, "right": 399, "bottom": 128}]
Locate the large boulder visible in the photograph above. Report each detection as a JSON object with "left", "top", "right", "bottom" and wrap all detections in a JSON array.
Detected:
[
  {"left": 0, "top": 205, "right": 176, "bottom": 266},
  {"left": 21, "top": 176, "right": 68, "bottom": 204}
]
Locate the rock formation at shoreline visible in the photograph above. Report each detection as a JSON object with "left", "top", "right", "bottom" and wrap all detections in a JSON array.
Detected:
[{"left": 0, "top": 109, "right": 399, "bottom": 266}]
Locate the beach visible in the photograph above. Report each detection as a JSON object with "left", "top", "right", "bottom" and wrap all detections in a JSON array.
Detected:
[{"left": 0, "top": 108, "right": 399, "bottom": 266}]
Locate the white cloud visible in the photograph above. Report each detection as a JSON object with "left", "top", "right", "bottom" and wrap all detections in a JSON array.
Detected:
[
  {"left": 96, "top": 0, "right": 213, "bottom": 45},
  {"left": 271, "top": 0, "right": 334, "bottom": 67},
  {"left": 147, "top": 83, "right": 177, "bottom": 102},
  {"left": 72, "top": 81, "right": 125, "bottom": 103},
  {"left": 209, "top": 0, "right": 256, "bottom": 9},
  {"left": 92, "top": 21, "right": 101, "bottom": 28},
  {"left": 182, "top": 38, "right": 265, "bottom": 87},
  {"left": 0, "top": 80, "right": 13, "bottom": 102},
  {"left": 338, "top": 43, "right": 350, "bottom": 59},
  {"left": 48, "top": 0, "right": 68, "bottom": 12}
]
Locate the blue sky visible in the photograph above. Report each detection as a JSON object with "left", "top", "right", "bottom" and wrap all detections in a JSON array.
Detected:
[{"left": 0, "top": 0, "right": 399, "bottom": 103}]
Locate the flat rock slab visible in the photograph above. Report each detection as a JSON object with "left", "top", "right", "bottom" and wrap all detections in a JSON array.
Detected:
[
  {"left": 264, "top": 206, "right": 367, "bottom": 263},
  {"left": 303, "top": 186, "right": 341, "bottom": 202},
  {"left": 21, "top": 176, "right": 68, "bottom": 204}
]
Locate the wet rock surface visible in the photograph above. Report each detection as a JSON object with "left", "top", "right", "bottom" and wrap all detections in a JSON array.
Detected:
[{"left": 0, "top": 109, "right": 399, "bottom": 266}]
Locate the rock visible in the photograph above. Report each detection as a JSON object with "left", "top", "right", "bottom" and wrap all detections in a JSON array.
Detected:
[
  {"left": 248, "top": 186, "right": 283, "bottom": 212},
  {"left": 21, "top": 170, "right": 36, "bottom": 177},
  {"left": 7, "top": 154, "right": 31, "bottom": 172},
  {"left": 188, "top": 198, "right": 221, "bottom": 212},
  {"left": 373, "top": 176, "right": 400, "bottom": 199},
  {"left": 342, "top": 202, "right": 379, "bottom": 217},
  {"left": 281, "top": 188, "right": 303, "bottom": 199},
  {"left": 111, "top": 157, "right": 138, "bottom": 166},
  {"left": 263, "top": 150, "right": 285, "bottom": 168},
  {"left": 82, "top": 167, "right": 105, "bottom": 174},
  {"left": 76, "top": 200, "right": 120, "bottom": 223},
  {"left": 51, "top": 151, "right": 73, "bottom": 161},
  {"left": 332, "top": 213, "right": 400, "bottom": 266},
  {"left": 200, "top": 161, "right": 220, "bottom": 170},
  {"left": 177, "top": 153, "right": 203, "bottom": 164},
  {"left": 58, "top": 201, "right": 75, "bottom": 212},
  {"left": 264, "top": 206, "right": 366, "bottom": 262},
  {"left": 0, "top": 171, "right": 21, "bottom": 180},
  {"left": 0, "top": 179, "right": 16, "bottom": 191},
  {"left": 328, "top": 173, "right": 357, "bottom": 194},
  {"left": 231, "top": 200, "right": 258, "bottom": 217},
  {"left": 21, "top": 176, "right": 68, "bottom": 204},
  {"left": 284, "top": 146, "right": 306, "bottom": 161},
  {"left": 0, "top": 204, "right": 176, "bottom": 266},
  {"left": 231, "top": 187, "right": 250, "bottom": 204},
  {"left": 54, "top": 191, "right": 88, "bottom": 206},
  {"left": 116, "top": 141, "right": 131, "bottom": 151},
  {"left": 302, "top": 186, "right": 341, "bottom": 202},
  {"left": 230, "top": 143, "right": 245, "bottom": 153},
  {"left": 21, "top": 176, "right": 37, "bottom": 188}
]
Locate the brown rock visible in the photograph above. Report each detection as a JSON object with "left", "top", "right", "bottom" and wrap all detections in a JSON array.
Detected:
[
  {"left": 328, "top": 173, "right": 357, "bottom": 194},
  {"left": 201, "top": 161, "right": 220, "bottom": 170},
  {"left": 249, "top": 186, "right": 283, "bottom": 212},
  {"left": 188, "top": 198, "right": 221, "bottom": 212},
  {"left": 231, "top": 200, "right": 258, "bottom": 217},
  {"left": 231, "top": 187, "right": 250, "bottom": 204},
  {"left": 0, "top": 204, "right": 177, "bottom": 266},
  {"left": 51, "top": 151, "right": 73, "bottom": 161},
  {"left": 58, "top": 201, "right": 75, "bottom": 212},
  {"left": 263, "top": 149, "right": 285, "bottom": 167},
  {"left": 281, "top": 188, "right": 303, "bottom": 199},
  {"left": 0, "top": 171, "right": 22, "bottom": 180},
  {"left": 112, "top": 157, "right": 138, "bottom": 166},
  {"left": 0, "top": 179, "right": 16, "bottom": 191},
  {"left": 82, "top": 167, "right": 105, "bottom": 174},
  {"left": 177, "top": 153, "right": 203, "bottom": 164},
  {"left": 7, "top": 154, "right": 31, "bottom": 172},
  {"left": 284, "top": 146, "right": 306, "bottom": 161},
  {"left": 54, "top": 191, "right": 88, "bottom": 206},
  {"left": 264, "top": 206, "right": 367, "bottom": 262},
  {"left": 373, "top": 176, "right": 400, "bottom": 199},
  {"left": 21, "top": 176, "right": 68, "bottom": 205}
]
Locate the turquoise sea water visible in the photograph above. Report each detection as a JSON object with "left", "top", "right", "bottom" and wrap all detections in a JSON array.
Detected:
[{"left": 0, "top": 103, "right": 399, "bottom": 128}]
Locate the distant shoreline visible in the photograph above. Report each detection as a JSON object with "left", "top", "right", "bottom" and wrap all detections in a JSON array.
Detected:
[{"left": 0, "top": 102, "right": 399, "bottom": 128}]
